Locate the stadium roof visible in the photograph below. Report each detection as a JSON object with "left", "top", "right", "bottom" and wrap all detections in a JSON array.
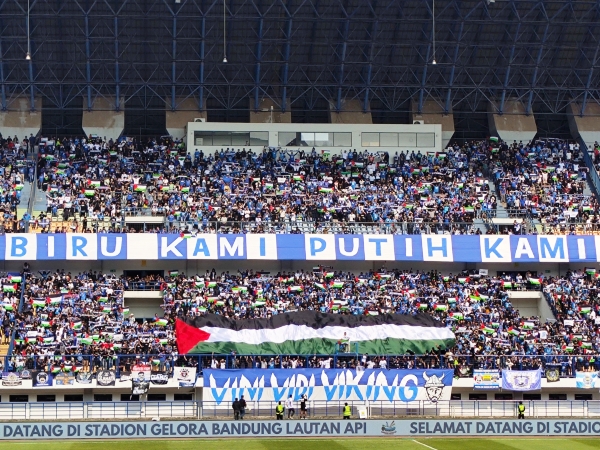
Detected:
[{"left": 1, "top": 0, "right": 599, "bottom": 136}]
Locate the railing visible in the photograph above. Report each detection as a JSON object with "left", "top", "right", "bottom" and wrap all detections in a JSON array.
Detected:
[
  {"left": 580, "top": 139, "right": 600, "bottom": 202},
  {"left": 201, "top": 400, "right": 600, "bottom": 419},
  {"left": 0, "top": 401, "right": 199, "bottom": 420},
  {"left": 6, "top": 274, "right": 27, "bottom": 368},
  {"left": 29, "top": 218, "right": 127, "bottom": 233},
  {"left": 5, "top": 354, "right": 584, "bottom": 378},
  {"left": 125, "top": 281, "right": 164, "bottom": 290},
  {"left": 22, "top": 217, "right": 600, "bottom": 235},
  {"left": 123, "top": 207, "right": 164, "bottom": 217},
  {"left": 2, "top": 400, "right": 599, "bottom": 420}
]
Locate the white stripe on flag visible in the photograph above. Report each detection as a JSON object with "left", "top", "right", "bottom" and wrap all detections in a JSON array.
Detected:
[{"left": 200, "top": 323, "right": 454, "bottom": 345}]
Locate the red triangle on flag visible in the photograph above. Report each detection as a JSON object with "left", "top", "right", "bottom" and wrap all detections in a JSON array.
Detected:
[{"left": 175, "top": 319, "right": 211, "bottom": 354}]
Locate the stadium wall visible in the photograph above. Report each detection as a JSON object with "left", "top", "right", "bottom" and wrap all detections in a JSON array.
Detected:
[
  {"left": 0, "top": 419, "right": 599, "bottom": 439},
  {"left": 185, "top": 122, "right": 443, "bottom": 155}
]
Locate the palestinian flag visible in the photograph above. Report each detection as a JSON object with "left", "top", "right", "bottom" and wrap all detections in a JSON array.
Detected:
[
  {"left": 314, "top": 283, "right": 326, "bottom": 291},
  {"left": 481, "top": 325, "right": 495, "bottom": 335},
  {"left": 508, "top": 327, "right": 519, "bottom": 336},
  {"left": 134, "top": 184, "right": 147, "bottom": 192},
  {"left": 175, "top": 311, "right": 455, "bottom": 355},
  {"left": 522, "top": 321, "right": 535, "bottom": 330},
  {"left": 457, "top": 277, "right": 469, "bottom": 284},
  {"left": 434, "top": 304, "right": 448, "bottom": 312},
  {"left": 332, "top": 282, "right": 344, "bottom": 289},
  {"left": 586, "top": 267, "right": 597, "bottom": 275},
  {"left": 3, "top": 284, "right": 16, "bottom": 293},
  {"left": 8, "top": 275, "right": 22, "bottom": 283},
  {"left": 169, "top": 270, "right": 179, "bottom": 277},
  {"left": 417, "top": 303, "right": 428, "bottom": 310},
  {"left": 79, "top": 337, "right": 93, "bottom": 345},
  {"left": 1, "top": 303, "right": 13, "bottom": 311},
  {"left": 32, "top": 299, "right": 46, "bottom": 308},
  {"left": 84, "top": 189, "right": 95, "bottom": 197},
  {"left": 206, "top": 281, "right": 217, "bottom": 288},
  {"left": 72, "top": 321, "right": 82, "bottom": 330},
  {"left": 288, "top": 286, "right": 303, "bottom": 292},
  {"left": 155, "top": 319, "right": 169, "bottom": 326},
  {"left": 319, "top": 187, "right": 333, "bottom": 194},
  {"left": 47, "top": 295, "right": 62, "bottom": 305},
  {"left": 449, "top": 312, "right": 463, "bottom": 320},
  {"left": 582, "top": 342, "right": 593, "bottom": 349},
  {"left": 580, "top": 306, "right": 592, "bottom": 315},
  {"left": 122, "top": 308, "right": 130, "bottom": 316},
  {"left": 528, "top": 277, "right": 542, "bottom": 285},
  {"left": 502, "top": 281, "right": 513, "bottom": 288}
]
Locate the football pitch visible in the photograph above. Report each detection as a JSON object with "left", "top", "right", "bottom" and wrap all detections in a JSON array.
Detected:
[{"left": 1, "top": 438, "right": 600, "bottom": 450}]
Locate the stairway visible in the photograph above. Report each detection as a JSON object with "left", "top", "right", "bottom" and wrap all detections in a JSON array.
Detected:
[{"left": 0, "top": 342, "right": 10, "bottom": 357}]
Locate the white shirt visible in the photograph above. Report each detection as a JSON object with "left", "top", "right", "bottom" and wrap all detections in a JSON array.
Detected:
[{"left": 285, "top": 398, "right": 294, "bottom": 409}]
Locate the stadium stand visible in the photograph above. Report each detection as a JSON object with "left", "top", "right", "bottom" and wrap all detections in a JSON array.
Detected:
[
  {"left": 22, "top": 136, "right": 534, "bottom": 235},
  {"left": 6, "top": 265, "right": 598, "bottom": 378}
]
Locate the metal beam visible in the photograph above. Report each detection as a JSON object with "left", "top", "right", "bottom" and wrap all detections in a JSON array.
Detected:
[
  {"left": 525, "top": 20, "right": 551, "bottom": 116},
  {"left": 84, "top": 7, "right": 92, "bottom": 111},
  {"left": 0, "top": 29, "right": 6, "bottom": 111},
  {"left": 280, "top": 0, "right": 293, "bottom": 114},
  {"left": 499, "top": 19, "right": 522, "bottom": 115},
  {"left": 336, "top": 18, "right": 350, "bottom": 112},
  {"left": 114, "top": 14, "right": 120, "bottom": 111},
  {"left": 362, "top": 1, "right": 378, "bottom": 114},
  {"left": 27, "top": 1, "right": 35, "bottom": 111},
  {"left": 199, "top": 15, "right": 205, "bottom": 111},
  {"left": 579, "top": 3, "right": 600, "bottom": 117},
  {"left": 417, "top": 44, "right": 431, "bottom": 114},
  {"left": 171, "top": 13, "right": 177, "bottom": 111},
  {"left": 417, "top": 10, "right": 432, "bottom": 115},
  {"left": 444, "top": 20, "right": 464, "bottom": 115},
  {"left": 253, "top": 2, "right": 264, "bottom": 112},
  {"left": 581, "top": 41, "right": 600, "bottom": 117}
]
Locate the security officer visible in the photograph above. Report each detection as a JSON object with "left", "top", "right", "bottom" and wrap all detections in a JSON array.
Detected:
[
  {"left": 343, "top": 402, "right": 351, "bottom": 420},
  {"left": 276, "top": 401, "right": 285, "bottom": 420},
  {"left": 232, "top": 398, "right": 240, "bottom": 420},
  {"left": 517, "top": 401, "right": 525, "bottom": 419}
]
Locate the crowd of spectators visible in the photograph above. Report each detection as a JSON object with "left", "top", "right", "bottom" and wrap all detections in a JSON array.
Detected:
[
  {"left": 8, "top": 270, "right": 179, "bottom": 374},
  {"left": 4, "top": 264, "right": 600, "bottom": 377},
  {"left": 491, "top": 139, "right": 597, "bottom": 233},
  {"left": 0, "top": 134, "right": 35, "bottom": 233},
  {"left": 31, "top": 135, "right": 501, "bottom": 235},
  {"left": 22, "top": 134, "right": 600, "bottom": 236}
]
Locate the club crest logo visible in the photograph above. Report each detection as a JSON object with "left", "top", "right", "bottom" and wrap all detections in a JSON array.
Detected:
[{"left": 381, "top": 421, "right": 396, "bottom": 435}]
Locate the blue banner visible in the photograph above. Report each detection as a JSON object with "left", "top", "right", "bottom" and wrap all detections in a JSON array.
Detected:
[
  {"left": 575, "top": 372, "right": 599, "bottom": 389},
  {"left": 203, "top": 368, "right": 454, "bottom": 404},
  {"left": 0, "top": 233, "right": 599, "bottom": 262},
  {"left": 501, "top": 369, "right": 542, "bottom": 391}
]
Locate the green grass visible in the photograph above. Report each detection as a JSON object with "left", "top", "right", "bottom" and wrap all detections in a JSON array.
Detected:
[{"left": 2, "top": 439, "right": 600, "bottom": 450}]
